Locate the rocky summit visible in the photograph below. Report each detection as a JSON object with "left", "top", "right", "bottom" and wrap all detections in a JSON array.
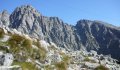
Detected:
[{"left": 0, "top": 5, "right": 120, "bottom": 68}]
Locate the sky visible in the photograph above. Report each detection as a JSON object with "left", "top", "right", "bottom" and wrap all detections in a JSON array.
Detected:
[{"left": 0, "top": 0, "right": 120, "bottom": 26}]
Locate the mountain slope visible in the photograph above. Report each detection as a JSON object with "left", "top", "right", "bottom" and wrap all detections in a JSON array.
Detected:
[
  {"left": 9, "top": 5, "right": 83, "bottom": 51},
  {"left": 0, "top": 27, "right": 119, "bottom": 70},
  {"left": 76, "top": 20, "right": 120, "bottom": 60},
  {"left": 0, "top": 5, "right": 120, "bottom": 61}
]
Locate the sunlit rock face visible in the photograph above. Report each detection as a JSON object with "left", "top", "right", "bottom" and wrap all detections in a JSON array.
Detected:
[
  {"left": 9, "top": 5, "right": 83, "bottom": 51},
  {"left": 0, "top": 5, "right": 120, "bottom": 61},
  {"left": 0, "top": 52, "right": 13, "bottom": 66},
  {"left": 0, "top": 10, "right": 10, "bottom": 27}
]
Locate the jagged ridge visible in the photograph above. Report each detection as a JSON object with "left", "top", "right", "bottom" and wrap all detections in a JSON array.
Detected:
[{"left": 0, "top": 5, "right": 120, "bottom": 61}]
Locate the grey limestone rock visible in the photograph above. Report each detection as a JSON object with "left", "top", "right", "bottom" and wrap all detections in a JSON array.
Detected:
[
  {"left": 0, "top": 5, "right": 120, "bottom": 61},
  {"left": 0, "top": 10, "right": 10, "bottom": 27}
]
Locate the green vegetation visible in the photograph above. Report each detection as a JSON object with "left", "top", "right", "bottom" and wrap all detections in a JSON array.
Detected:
[
  {"left": 8, "top": 34, "right": 32, "bottom": 51},
  {"left": 0, "top": 29, "right": 48, "bottom": 70},
  {"left": 44, "top": 65, "right": 54, "bottom": 70},
  {"left": 31, "top": 49, "right": 41, "bottom": 60},
  {"left": 55, "top": 61, "right": 67, "bottom": 70},
  {"left": 22, "top": 38, "right": 33, "bottom": 55},
  {"left": 22, "top": 38, "right": 32, "bottom": 48},
  {"left": 0, "top": 41, "right": 8, "bottom": 46},
  {"left": 84, "top": 57, "right": 90, "bottom": 62},
  {"left": 94, "top": 65, "right": 109, "bottom": 70},
  {"left": 8, "top": 34, "right": 24, "bottom": 47},
  {"left": 62, "top": 55, "right": 71, "bottom": 64},
  {"left": 53, "top": 54, "right": 70, "bottom": 70},
  {"left": 7, "top": 34, "right": 33, "bottom": 61},
  {"left": 33, "top": 39, "right": 40, "bottom": 48},
  {"left": 12, "top": 61, "right": 38, "bottom": 70},
  {"left": 0, "top": 45, "right": 9, "bottom": 53},
  {"left": 0, "top": 28, "right": 5, "bottom": 38},
  {"left": 33, "top": 40, "right": 47, "bottom": 62}
]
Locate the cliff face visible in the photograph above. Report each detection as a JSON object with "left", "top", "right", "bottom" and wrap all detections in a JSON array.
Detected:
[
  {"left": 76, "top": 20, "right": 120, "bottom": 60},
  {"left": 9, "top": 5, "right": 83, "bottom": 51},
  {"left": 0, "top": 5, "right": 120, "bottom": 60}
]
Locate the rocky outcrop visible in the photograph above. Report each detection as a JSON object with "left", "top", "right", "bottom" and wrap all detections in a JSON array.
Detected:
[
  {"left": 0, "top": 10, "right": 10, "bottom": 27},
  {"left": 0, "top": 5, "right": 120, "bottom": 61},
  {"left": 0, "top": 52, "right": 13, "bottom": 66}
]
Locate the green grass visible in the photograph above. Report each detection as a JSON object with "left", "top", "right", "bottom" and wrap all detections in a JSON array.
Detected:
[
  {"left": 62, "top": 55, "right": 71, "bottom": 64},
  {"left": 0, "top": 29, "right": 49, "bottom": 70},
  {"left": 55, "top": 61, "right": 67, "bottom": 70},
  {"left": 8, "top": 34, "right": 24, "bottom": 47},
  {"left": 0, "top": 41, "right": 8, "bottom": 46},
  {"left": 9, "top": 34, "right": 24, "bottom": 44},
  {"left": 0, "top": 41, "right": 9, "bottom": 53},
  {"left": 12, "top": 61, "right": 39, "bottom": 70},
  {"left": 84, "top": 57, "right": 91, "bottom": 62},
  {"left": 33, "top": 40, "right": 47, "bottom": 62},
  {"left": 94, "top": 65, "right": 109, "bottom": 70},
  {"left": 0, "top": 45, "right": 9, "bottom": 53},
  {"left": 7, "top": 34, "right": 33, "bottom": 61},
  {"left": 53, "top": 54, "right": 70, "bottom": 70},
  {"left": 22, "top": 38, "right": 32, "bottom": 48},
  {"left": 33, "top": 39, "right": 40, "bottom": 48},
  {"left": 31, "top": 48, "right": 47, "bottom": 63},
  {"left": 0, "top": 28, "right": 5, "bottom": 38},
  {"left": 44, "top": 65, "right": 54, "bottom": 70}
]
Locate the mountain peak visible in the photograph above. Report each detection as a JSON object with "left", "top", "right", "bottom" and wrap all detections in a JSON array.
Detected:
[
  {"left": 10, "top": 5, "right": 41, "bottom": 29},
  {"left": 77, "top": 19, "right": 93, "bottom": 23},
  {"left": 12, "top": 5, "right": 41, "bottom": 16},
  {"left": 0, "top": 10, "right": 9, "bottom": 26},
  {"left": 1, "top": 10, "right": 9, "bottom": 15},
  {"left": 76, "top": 19, "right": 93, "bottom": 28}
]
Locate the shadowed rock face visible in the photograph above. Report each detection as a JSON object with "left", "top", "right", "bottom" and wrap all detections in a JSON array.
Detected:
[
  {"left": 76, "top": 20, "right": 120, "bottom": 60},
  {"left": 0, "top": 5, "right": 120, "bottom": 60}
]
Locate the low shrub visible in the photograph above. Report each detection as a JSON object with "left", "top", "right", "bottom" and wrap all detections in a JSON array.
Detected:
[
  {"left": 8, "top": 34, "right": 24, "bottom": 47},
  {"left": 22, "top": 38, "right": 32, "bottom": 48},
  {"left": 0, "top": 45, "right": 9, "bottom": 53},
  {"left": 94, "top": 65, "right": 109, "bottom": 70},
  {"left": 55, "top": 61, "right": 67, "bottom": 70},
  {"left": 39, "top": 48, "right": 47, "bottom": 61},
  {"left": 0, "top": 28, "right": 5, "bottom": 38},
  {"left": 44, "top": 65, "right": 54, "bottom": 70},
  {"left": 33, "top": 40, "right": 47, "bottom": 62},
  {"left": 62, "top": 55, "right": 71, "bottom": 64},
  {"left": 33, "top": 39, "right": 40, "bottom": 48}
]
